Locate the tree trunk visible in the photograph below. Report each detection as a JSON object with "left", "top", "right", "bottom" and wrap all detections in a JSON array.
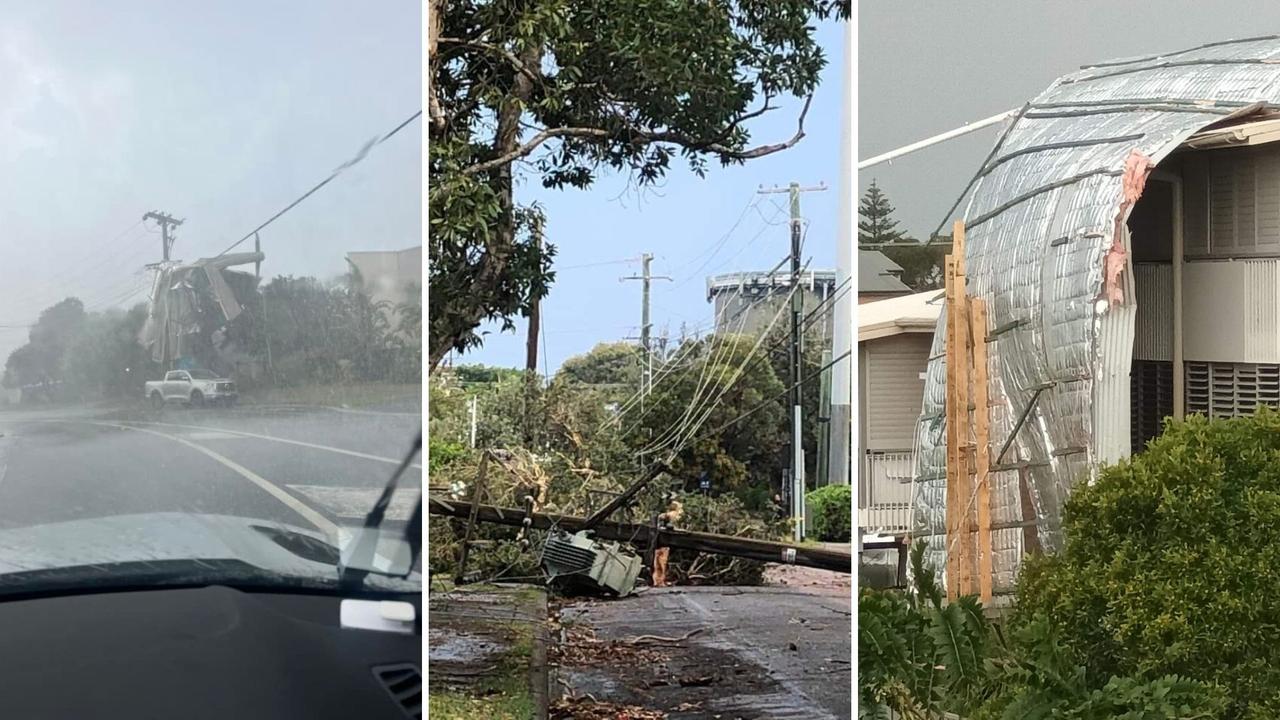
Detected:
[
  {"left": 427, "top": 0, "right": 445, "bottom": 135},
  {"left": 428, "top": 40, "right": 541, "bottom": 374}
]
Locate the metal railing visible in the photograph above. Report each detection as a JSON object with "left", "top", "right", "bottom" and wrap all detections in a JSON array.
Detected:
[{"left": 860, "top": 450, "right": 915, "bottom": 534}]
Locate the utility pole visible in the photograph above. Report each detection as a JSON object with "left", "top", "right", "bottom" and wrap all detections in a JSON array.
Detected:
[
  {"left": 255, "top": 231, "right": 274, "bottom": 382},
  {"left": 622, "top": 253, "right": 671, "bottom": 409},
  {"left": 469, "top": 395, "right": 479, "bottom": 449},
  {"left": 142, "top": 211, "right": 184, "bottom": 262},
  {"left": 526, "top": 219, "right": 543, "bottom": 374},
  {"left": 759, "top": 181, "right": 826, "bottom": 541}
]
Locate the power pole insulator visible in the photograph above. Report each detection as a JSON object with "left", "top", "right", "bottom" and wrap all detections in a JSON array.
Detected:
[
  {"left": 143, "top": 211, "right": 185, "bottom": 263},
  {"left": 622, "top": 253, "right": 671, "bottom": 409}
]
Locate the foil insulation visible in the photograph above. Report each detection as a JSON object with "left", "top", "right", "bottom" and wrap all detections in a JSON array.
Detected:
[{"left": 912, "top": 36, "right": 1280, "bottom": 593}]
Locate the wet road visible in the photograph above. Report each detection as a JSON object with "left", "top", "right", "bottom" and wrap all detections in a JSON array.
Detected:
[
  {"left": 0, "top": 401, "right": 422, "bottom": 540},
  {"left": 558, "top": 583, "right": 851, "bottom": 719}
]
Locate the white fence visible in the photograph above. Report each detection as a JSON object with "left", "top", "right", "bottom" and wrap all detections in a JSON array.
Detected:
[{"left": 859, "top": 450, "right": 914, "bottom": 534}]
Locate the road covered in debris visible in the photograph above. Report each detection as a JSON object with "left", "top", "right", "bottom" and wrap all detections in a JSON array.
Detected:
[
  {"left": 551, "top": 556, "right": 851, "bottom": 720},
  {"left": 0, "top": 399, "right": 421, "bottom": 539}
]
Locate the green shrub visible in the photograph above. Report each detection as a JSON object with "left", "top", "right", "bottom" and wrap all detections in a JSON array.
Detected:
[
  {"left": 1013, "top": 408, "right": 1280, "bottom": 719},
  {"left": 858, "top": 544, "right": 1227, "bottom": 720},
  {"left": 807, "top": 484, "right": 851, "bottom": 542},
  {"left": 428, "top": 438, "right": 467, "bottom": 473}
]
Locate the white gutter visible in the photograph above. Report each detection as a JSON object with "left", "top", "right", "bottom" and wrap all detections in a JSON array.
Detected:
[{"left": 857, "top": 109, "right": 1018, "bottom": 170}]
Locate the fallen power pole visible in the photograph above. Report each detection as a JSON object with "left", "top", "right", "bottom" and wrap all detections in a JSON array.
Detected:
[{"left": 429, "top": 495, "right": 852, "bottom": 574}]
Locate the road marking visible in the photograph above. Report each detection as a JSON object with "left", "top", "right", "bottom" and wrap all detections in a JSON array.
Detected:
[
  {"left": 315, "top": 406, "right": 420, "bottom": 418},
  {"left": 112, "top": 419, "right": 422, "bottom": 470},
  {"left": 225, "top": 403, "right": 420, "bottom": 418},
  {"left": 74, "top": 420, "right": 340, "bottom": 539},
  {"left": 287, "top": 485, "right": 419, "bottom": 522},
  {"left": 184, "top": 431, "right": 244, "bottom": 441}
]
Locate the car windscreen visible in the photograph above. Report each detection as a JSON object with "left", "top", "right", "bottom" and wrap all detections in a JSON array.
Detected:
[{"left": 186, "top": 370, "right": 218, "bottom": 380}]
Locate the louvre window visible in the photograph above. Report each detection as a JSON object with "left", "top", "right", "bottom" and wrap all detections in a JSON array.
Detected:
[
  {"left": 1131, "top": 360, "right": 1173, "bottom": 454},
  {"left": 1185, "top": 361, "right": 1280, "bottom": 418}
]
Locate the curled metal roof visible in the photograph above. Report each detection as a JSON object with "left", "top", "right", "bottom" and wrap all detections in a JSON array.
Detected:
[{"left": 912, "top": 36, "right": 1280, "bottom": 593}]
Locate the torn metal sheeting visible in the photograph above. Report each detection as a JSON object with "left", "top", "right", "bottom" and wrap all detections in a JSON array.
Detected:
[
  {"left": 913, "top": 37, "right": 1280, "bottom": 594},
  {"left": 139, "top": 253, "right": 264, "bottom": 364}
]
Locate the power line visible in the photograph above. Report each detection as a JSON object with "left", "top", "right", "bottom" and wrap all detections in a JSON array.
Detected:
[
  {"left": 0, "top": 221, "right": 149, "bottom": 320},
  {"left": 632, "top": 276, "right": 851, "bottom": 459},
  {"left": 640, "top": 262, "right": 808, "bottom": 457},
  {"left": 557, "top": 257, "right": 640, "bottom": 271},
  {"left": 613, "top": 271, "right": 850, "bottom": 438},
  {"left": 698, "top": 349, "right": 852, "bottom": 440},
  {"left": 214, "top": 109, "right": 422, "bottom": 258},
  {"left": 665, "top": 195, "right": 767, "bottom": 290},
  {"left": 624, "top": 294, "right": 756, "bottom": 446},
  {"left": 648, "top": 274, "right": 807, "bottom": 461}
]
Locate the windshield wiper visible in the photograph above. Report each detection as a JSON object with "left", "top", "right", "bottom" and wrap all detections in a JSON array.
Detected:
[{"left": 337, "top": 431, "right": 421, "bottom": 591}]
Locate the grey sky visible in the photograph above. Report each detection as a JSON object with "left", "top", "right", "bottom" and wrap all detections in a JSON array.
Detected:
[
  {"left": 859, "top": 1, "right": 1280, "bottom": 240},
  {"left": 0, "top": 1, "right": 421, "bottom": 362}
]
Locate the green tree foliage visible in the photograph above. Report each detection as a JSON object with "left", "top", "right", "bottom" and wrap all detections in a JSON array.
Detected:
[
  {"left": 3, "top": 298, "right": 160, "bottom": 400},
  {"left": 806, "top": 484, "right": 850, "bottom": 542},
  {"left": 556, "top": 342, "right": 641, "bottom": 387},
  {"left": 452, "top": 363, "right": 524, "bottom": 385},
  {"left": 427, "top": 0, "right": 847, "bottom": 371},
  {"left": 3, "top": 298, "right": 87, "bottom": 388},
  {"left": 1011, "top": 408, "right": 1280, "bottom": 719},
  {"left": 858, "top": 180, "right": 907, "bottom": 245},
  {"left": 858, "top": 544, "right": 1227, "bottom": 720},
  {"left": 626, "top": 334, "right": 787, "bottom": 496},
  {"left": 426, "top": 343, "right": 799, "bottom": 586},
  {"left": 4, "top": 272, "right": 420, "bottom": 402},
  {"left": 63, "top": 306, "right": 155, "bottom": 400},
  {"left": 244, "top": 275, "right": 420, "bottom": 386},
  {"left": 878, "top": 241, "right": 949, "bottom": 292}
]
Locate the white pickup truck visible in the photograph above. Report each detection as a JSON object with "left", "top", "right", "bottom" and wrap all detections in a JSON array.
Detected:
[{"left": 145, "top": 369, "right": 238, "bottom": 409}]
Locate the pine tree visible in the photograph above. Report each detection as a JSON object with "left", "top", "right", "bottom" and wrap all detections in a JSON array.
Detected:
[{"left": 858, "top": 180, "right": 906, "bottom": 245}]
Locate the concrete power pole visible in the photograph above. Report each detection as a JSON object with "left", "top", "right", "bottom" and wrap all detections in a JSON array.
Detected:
[
  {"left": 622, "top": 254, "right": 670, "bottom": 407},
  {"left": 143, "top": 211, "right": 184, "bottom": 262},
  {"left": 469, "top": 395, "right": 479, "bottom": 449},
  {"left": 759, "top": 182, "right": 826, "bottom": 541}
]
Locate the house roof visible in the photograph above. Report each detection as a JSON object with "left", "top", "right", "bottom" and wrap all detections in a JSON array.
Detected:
[
  {"left": 914, "top": 34, "right": 1280, "bottom": 590},
  {"left": 858, "top": 290, "right": 942, "bottom": 341},
  {"left": 859, "top": 249, "right": 911, "bottom": 293}
]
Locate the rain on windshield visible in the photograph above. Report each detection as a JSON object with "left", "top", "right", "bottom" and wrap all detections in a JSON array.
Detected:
[{"left": 0, "top": 3, "right": 422, "bottom": 587}]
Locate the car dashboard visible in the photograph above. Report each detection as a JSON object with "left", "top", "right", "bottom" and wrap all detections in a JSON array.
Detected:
[{"left": 0, "top": 585, "right": 421, "bottom": 719}]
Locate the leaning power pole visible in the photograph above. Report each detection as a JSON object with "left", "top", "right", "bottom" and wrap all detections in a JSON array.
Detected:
[
  {"left": 143, "top": 211, "right": 184, "bottom": 262},
  {"left": 759, "top": 181, "right": 826, "bottom": 541},
  {"left": 622, "top": 253, "right": 671, "bottom": 407}
]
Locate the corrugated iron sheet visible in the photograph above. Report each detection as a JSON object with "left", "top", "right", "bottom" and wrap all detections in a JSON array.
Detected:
[{"left": 913, "top": 36, "right": 1280, "bottom": 592}]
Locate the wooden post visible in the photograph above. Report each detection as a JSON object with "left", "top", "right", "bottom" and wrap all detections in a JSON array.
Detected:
[
  {"left": 970, "top": 297, "right": 994, "bottom": 602},
  {"left": 952, "top": 221, "right": 973, "bottom": 597},
  {"left": 454, "top": 452, "right": 490, "bottom": 585},
  {"left": 944, "top": 254, "right": 960, "bottom": 600}
]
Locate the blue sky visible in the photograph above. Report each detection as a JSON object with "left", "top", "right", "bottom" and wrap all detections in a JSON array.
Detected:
[
  {"left": 460, "top": 21, "right": 846, "bottom": 373},
  {"left": 0, "top": 1, "right": 420, "bottom": 362}
]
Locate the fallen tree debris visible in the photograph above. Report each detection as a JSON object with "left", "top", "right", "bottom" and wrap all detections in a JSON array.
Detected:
[
  {"left": 549, "top": 697, "right": 667, "bottom": 720},
  {"left": 624, "top": 628, "right": 706, "bottom": 646}
]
